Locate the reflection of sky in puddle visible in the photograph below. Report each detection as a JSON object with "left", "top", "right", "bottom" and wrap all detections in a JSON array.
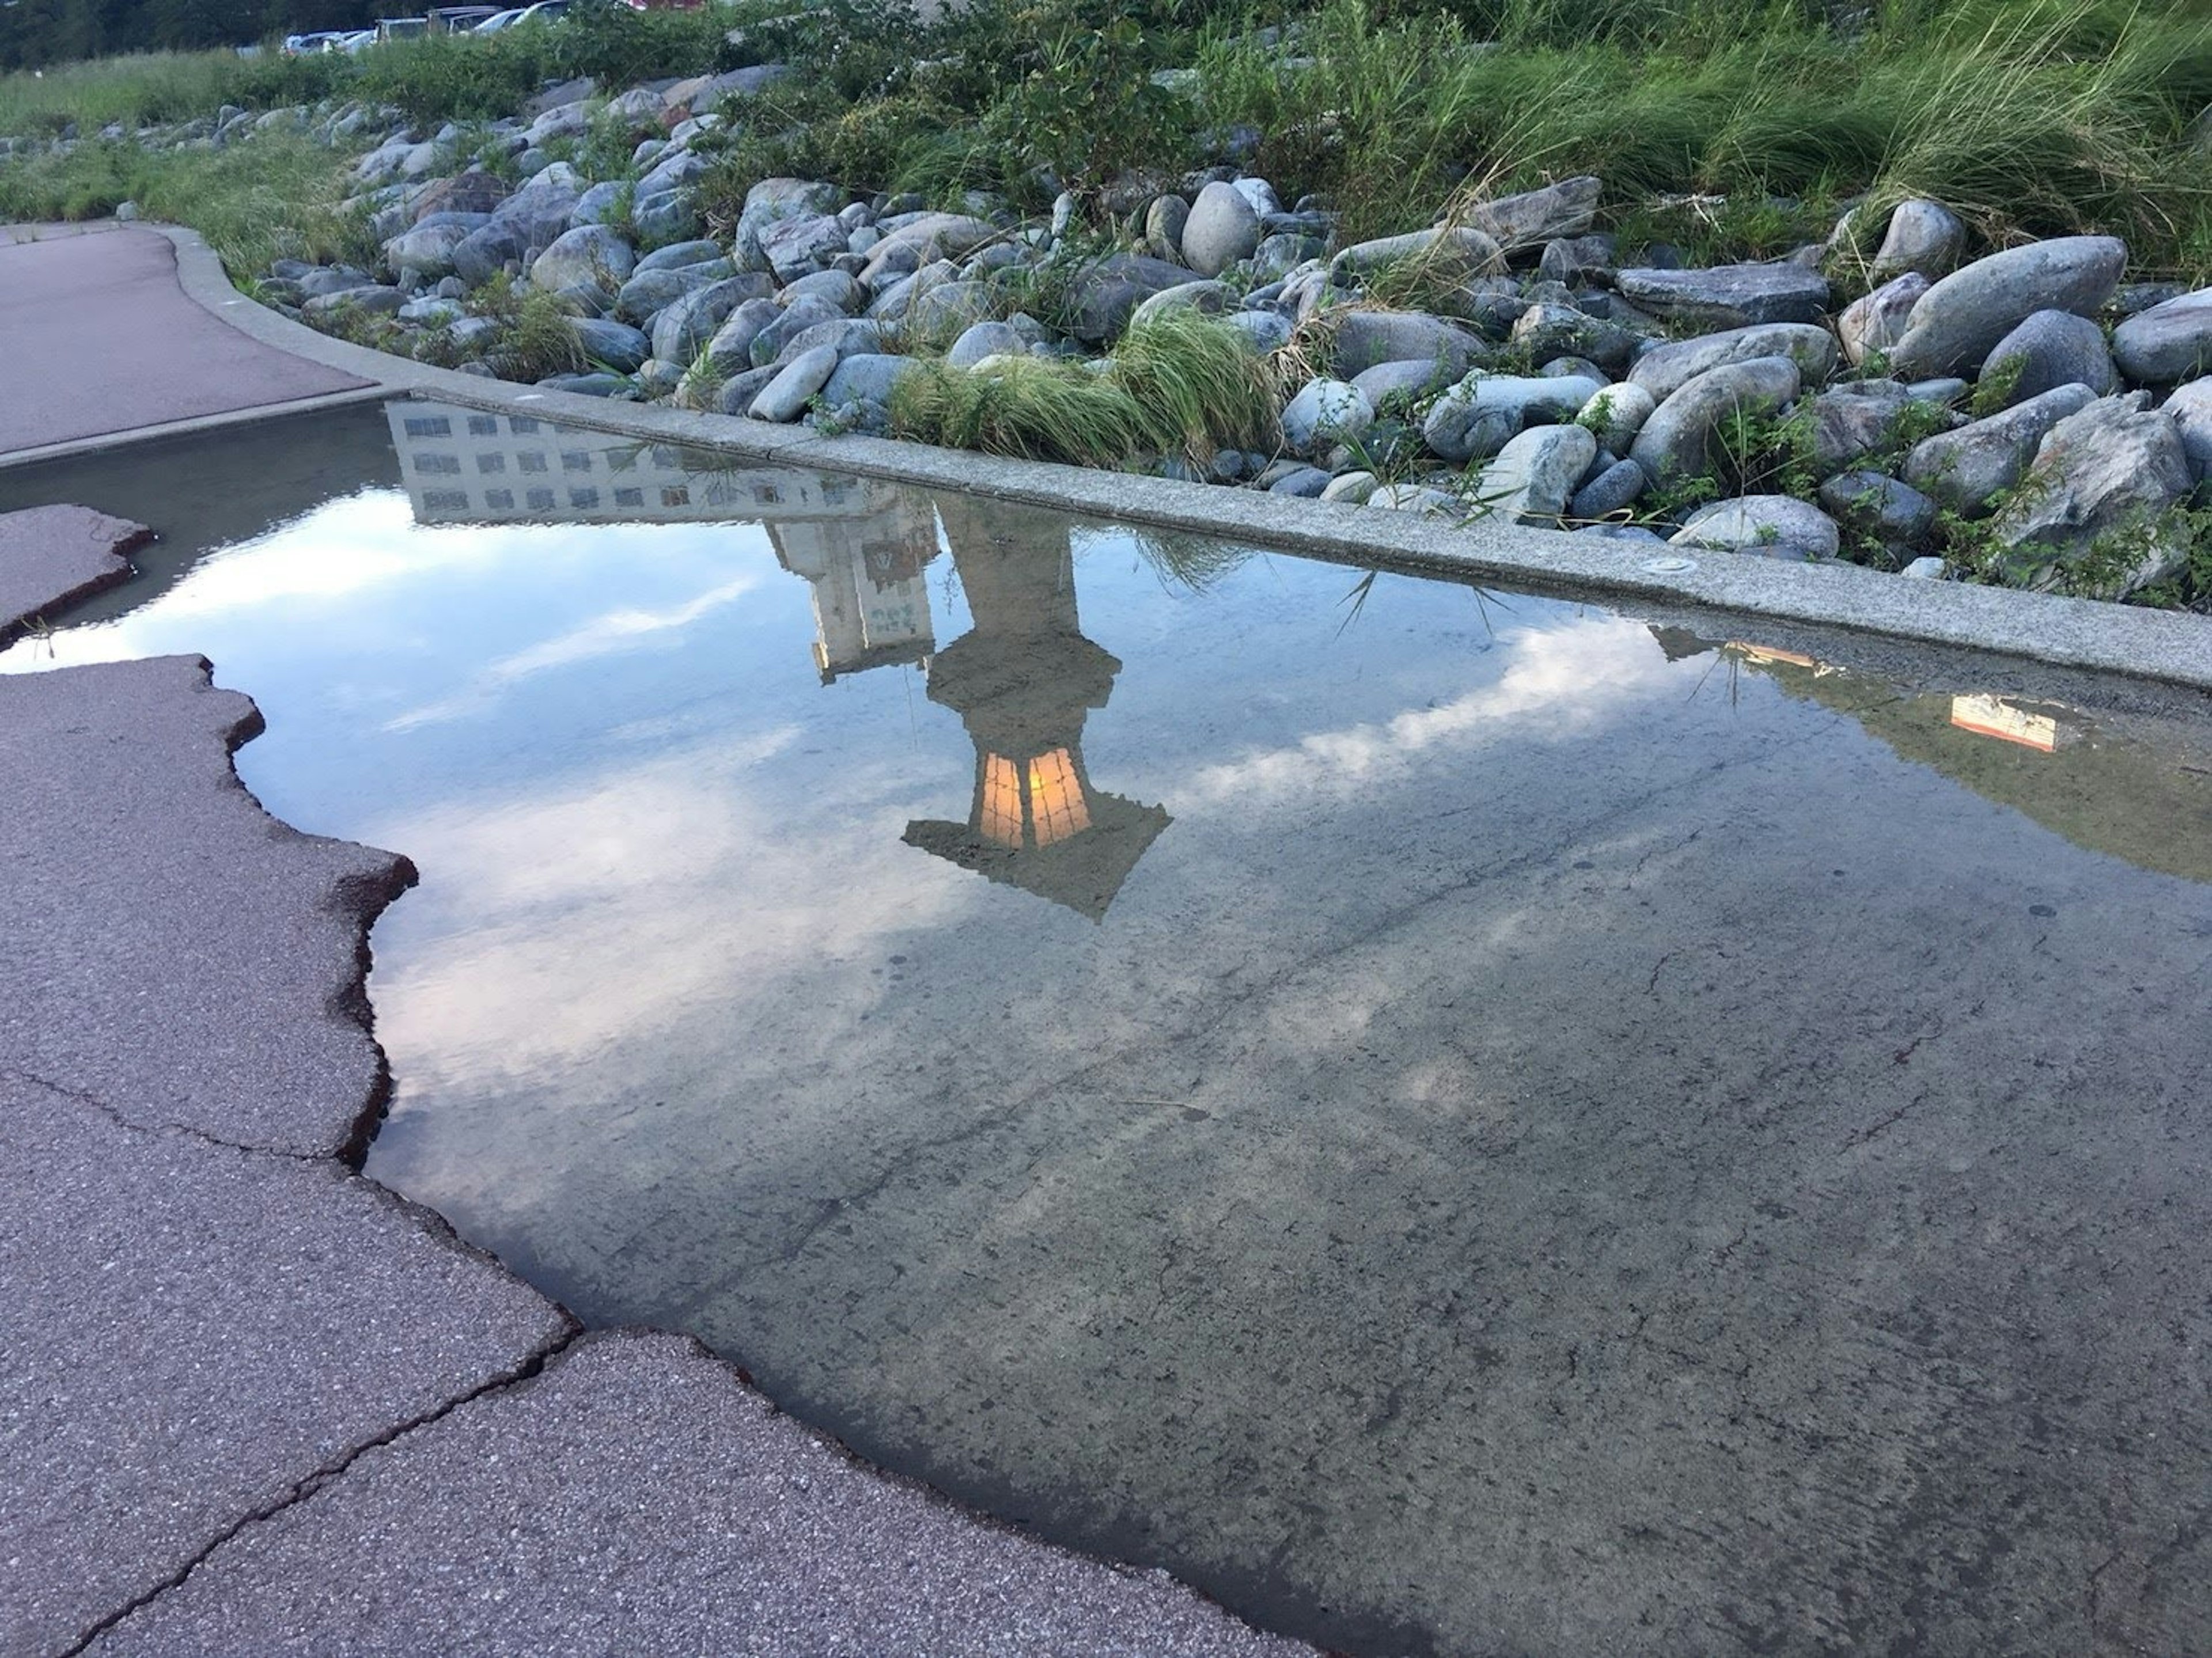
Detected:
[{"left": 7, "top": 400, "right": 2212, "bottom": 1658}]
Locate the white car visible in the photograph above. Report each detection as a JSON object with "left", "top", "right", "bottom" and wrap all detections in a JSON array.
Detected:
[{"left": 473, "top": 7, "right": 529, "bottom": 29}]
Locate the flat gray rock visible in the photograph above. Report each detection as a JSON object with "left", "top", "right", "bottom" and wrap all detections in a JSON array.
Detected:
[
  {"left": 1615, "top": 263, "right": 1831, "bottom": 328},
  {"left": 92, "top": 1331, "right": 1305, "bottom": 1658},
  {"left": 1629, "top": 356, "right": 1801, "bottom": 483},
  {"left": 1, "top": 1072, "right": 569, "bottom": 1656},
  {"left": 0, "top": 657, "right": 412, "bottom": 1157},
  {"left": 1627, "top": 323, "right": 1837, "bottom": 403},
  {"left": 1901, "top": 381, "right": 2097, "bottom": 517},
  {"left": 1979, "top": 308, "right": 2116, "bottom": 406},
  {"left": 0, "top": 503, "right": 147, "bottom": 644},
  {"left": 1671, "top": 494, "right": 1840, "bottom": 559},
  {"left": 1887, "top": 236, "right": 2127, "bottom": 380},
  {"left": 2111, "top": 286, "right": 2212, "bottom": 384}
]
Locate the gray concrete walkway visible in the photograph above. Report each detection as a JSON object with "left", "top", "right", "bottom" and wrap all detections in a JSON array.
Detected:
[
  {"left": 0, "top": 226, "right": 374, "bottom": 463},
  {"left": 0, "top": 247, "right": 1303, "bottom": 1655}
]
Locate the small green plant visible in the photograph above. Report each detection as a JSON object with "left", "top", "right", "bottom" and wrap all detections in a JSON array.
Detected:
[{"left": 1969, "top": 352, "right": 2028, "bottom": 419}]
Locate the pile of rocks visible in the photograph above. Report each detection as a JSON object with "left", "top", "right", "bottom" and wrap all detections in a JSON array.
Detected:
[{"left": 215, "top": 72, "right": 2212, "bottom": 602}]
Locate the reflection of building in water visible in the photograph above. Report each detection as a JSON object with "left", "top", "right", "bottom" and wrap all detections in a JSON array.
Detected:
[
  {"left": 903, "top": 495, "right": 1172, "bottom": 921},
  {"left": 385, "top": 399, "right": 938, "bottom": 682}
]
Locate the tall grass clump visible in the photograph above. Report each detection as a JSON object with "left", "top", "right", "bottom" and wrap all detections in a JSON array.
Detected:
[{"left": 892, "top": 308, "right": 1279, "bottom": 466}]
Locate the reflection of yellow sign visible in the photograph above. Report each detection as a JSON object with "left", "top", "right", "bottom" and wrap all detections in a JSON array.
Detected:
[{"left": 1950, "top": 695, "right": 2058, "bottom": 753}]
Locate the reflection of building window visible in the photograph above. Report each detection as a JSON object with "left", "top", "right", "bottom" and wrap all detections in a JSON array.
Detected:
[
  {"left": 1028, "top": 749, "right": 1092, "bottom": 847},
  {"left": 821, "top": 481, "right": 850, "bottom": 506},
  {"left": 403, "top": 415, "right": 450, "bottom": 438},
  {"left": 609, "top": 450, "right": 637, "bottom": 472},
  {"left": 753, "top": 484, "right": 781, "bottom": 504},
  {"left": 510, "top": 416, "right": 540, "bottom": 434},
  {"left": 704, "top": 480, "right": 734, "bottom": 506},
  {"left": 660, "top": 486, "right": 690, "bottom": 507},
  {"left": 615, "top": 487, "right": 643, "bottom": 507},
  {"left": 423, "top": 489, "right": 469, "bottom": 512},
  {"left": 650, "top": 445, "right": 679, "bottom": 466},
  {"left": 484, "top": 488, "right": 514, "bottom": 510},
  {"left": 467, "top": 415, "right": 499, "bottom": 437},
  {"left": 980, "top": 754, "right": 1022, "bottom": 849},
  {"left": 476, "top": 453, "right": 506, "bottom": 475},
  {"left": 570, "top": 487, "right": 600, "bottom": 509},
  {"left": 526, "top": 487, "right": 555, "bottom": 510},
  {"left": 518, "top": 452, "right": 548, "bottom": 473},
  {"left": 561, "top": 451, "right": 592, "bottom": 473},
  {"left": 414, "top": 452, "right": 461, "bottom": 475}
]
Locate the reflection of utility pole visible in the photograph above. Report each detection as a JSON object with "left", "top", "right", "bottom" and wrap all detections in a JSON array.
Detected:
[{"left": 903, "top": 495, "right": 1172, "bottom": 921}]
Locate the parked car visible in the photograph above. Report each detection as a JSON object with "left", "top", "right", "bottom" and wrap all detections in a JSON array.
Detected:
[
  {"left": 472, "top": 6, "right": 529, "bottom": 29},
  {"left": 509, "top": 0, "right": 571, "bottom": 25},
  {"left": 282, "top": 30, "right": 347, "bottom": 52},
  {"left": 375, "top": 16, "right": 429, "bottom": 40},
  {"left": 331, "top": 28, "right": 378, "bottom": 50},
  {"left": 427, "top": 4, "right": 499, "bottom": 30}
]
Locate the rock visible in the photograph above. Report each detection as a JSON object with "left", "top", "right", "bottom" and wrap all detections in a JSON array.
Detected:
[
  {"left": 384, "top": 223, "right": 472, "bottom": 283},
  {"left": 635, "top": 239, "right": 724, "bottom": 274},
  {"left": 781, "top": 268, "right": 862, "bottom": 313},
  {"left": 907, "top": 279, "right": 995, "bottom": 338},
  {"left": 411, "top": 168, "right": 508, "bottom": 222},
  {"left": 1838, "top": 272, "right": 1927, "bottom": 367},
  {"left": 1477, "top": 424, "right": 1597, "bottom": 524},
  {"left": 1899, "top": 555, "right": 1948, "bottom": 578},
  {"left": 1144, "top": 194, "right": 1189, "bottom": 264},
  {"left": 2111, "top": 287, "right": 2212, "bottom": 385},
  {"left": 1230, "top": 176, "right": 1282, "bottom": 218},
  {"left": 1569, "top": 457, "right": 1646, "bottom": 519},
  {"left": 1282, "top": 378, "right": 1373, "bottom": 456},
  {"left": 747, "top": 293, "right": 845, "bottom": 369},
  {"left": 736, "top": 177, "right": 839, "bottom": 257},
  {"left": 1869, "top": 199, "right": 1967, "bottom": 280},
  {"left": 613, "top": 262, "right": 728, "bottom": 326},
  {"left": 530, "top": 225, "right": 635, "bottom": 295},
  {"left": 1538, "top": 233, "right": 1617, "bottom": 286},
  {"left": 761, "top": 213, "right": 847, "bottom": 283},
  {"left": 1978, "top": 309, "right": 2116, "bottom": 406},
  {"left": 568, "top": 180, "right": 628, "bottom": 227},
  {"left": 1328, "top": 227, "right": 1503, "bottom": 287},
  {"left": 637, "top": 149, "right": 708, "bottom": 202},
  {"left": 1576, "top": 523, "right": 1668, "bottom": 544},
  {"left": 768, "top": 317, "right": 885, "bottom": 368},
  {"left": 449, "top": 223, "right": 527, "bottom": 287},
  {"left": 1630, "top": 357, "right": 1801, "bottom": 483},
  {"left": 535, "top": 371, "right": 635, "bottom": 398},
  {"left": 1907, "top": 377, "right": 1970, "bottom": 407},
  {"left": 748, "top": 344, "right": 840, "bottom": 421},
  {"left": 948, "top": 321, "right": 1027, "bottom": 368},
  {"left": 570, "top": 317, "right": 650, "bottom": 373},
  {"left": 1464, "top": 176, "right": 1601, "bottom": 250},
  {"left": 1627, "top": 323, "right": 1837, "bottom": 402},
  {"left": 1351, "top": 358, "right": 1459, "bottom": 406},
  {"left": 2111, "top": 282, "right": 2186, "bottom": 319},
  {"left": 1804, "top": 380, "right": 1913, "bottom": 472},
  {"left": 1577, "top": 382, "right": 1656, "bottom": 450},
  {"left": 1229, "top": 312, "right": 1293, "bottom": 352},
  {"left": 1321, "top": 471, "right": 1378, "bottom": 503},
  {"left": 1267, "top": 466, "right": 1332, "bottom": 497},
  {"left": 1817, "top": 469, "right": 1939, "bottom": 546},
  {"left": 1509, "top": 303, "right": 1642, "bottom": 375},
  {"left": 1615, "top": 263, "right": 1831, "bottom": 328},
  {"left": 701, "top": 298, "right": 781, "bottom": 376},
  {"left": 1987, "top": 394, "right": 2195, "bottom": 595},
  {"left": 1423, "top": 373, "right": 1603, "bottom": 462},
  {"left": 858, "top": 213, "right": 999, "bottom": 281},
  {"left": 1900, "top": 381, "right": 2099, "bottom": 516},
  {"left": 1130, "top": 280, "right": 1234, "bottom": 327},
  {"left": 491, "top": 161, "right": 585, "bottom": 251},
  {"left": 1330, "top": 310, "right": 1488, "bottom": 378},
  {"left": 1369, "top": 483, "right": 1469, "bottom": 517},
  {"left": 1066, "top": 253, "right": 1192, "bottom": 343},
  {"left": 304, "top": 286, "right": 404, "bottom": 318},
  {"left": 1250, "top": 233, "right": 1320, "bottom": 281},
  {"left": 1671, "top": 495, "right": 1840, "bottom": 559},
  {"left": 650, "top": 275, "right": 776, "bottom": 364},
  {"left": 2162, "top": 376, "right": 2212, "bottom": 480},
  {"left": 1887, "top": 236, "right": 2128, "bottom": 380},
  {"left": 396, "top": 295, "right": 462, "bottom": 325},
  {"left": 631, "top": 191, "right": 699, "bottom": 246},
  {"left": 1181, "top": 181, "right": 1261, "bottom": 277},
  {"left": 822, "top": 352, "right": 914, "bottom": 407}
]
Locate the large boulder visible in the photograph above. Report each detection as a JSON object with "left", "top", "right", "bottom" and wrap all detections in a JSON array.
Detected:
[
  {"left": 821, "top": 352, "right": 915, "bottom": 407},
  {"left": 2162, "top": 376, "right": 2212, "bottom": 479},
  {"left": 1629, "top": 357, "right": 1802, "bottom": 483},
  {"left": 1988, "top": 393, "right": 2195, "bottom": 594},
  {"left": 1423, "top": 373, "right": 1603, "bottom": 462},
  {"left": 1838, "top": 272, "right": 1927, "bottom": 367},
  {"left": 1627, "top": 323, "right": 1837, "bottom": 401},
  {"left": 761, "top": 211, "right": 847, "bottom": 282},
  {"left": 1615, "top": 263, "right": 1831, "bottom": 328},
  {"left": 449, "top": 222, "right": 527, "bottom": 287},
  {"left": 1475, "top": 423, "right": 1597, "bottom": 523},
  {"left": 1899, "top": 381, "right": 2097, "bottom": 515},
  {"left": 1329, "top": 226, "right": 1503, "bottom": 287},
  {"left": 1509, "top": 303, "right": 1642, "bottom": 375},
  {"left": 384, "top": 222, "right": 474, "bottom": 283},
  {"left": 1066, "top": 253, "right": 1192, "bottom": 343},
  {"left": 735, "top": 177, "right": 840, "bottom": 265},
  {"left": 747, "top": 292, "right": 846, "bottom": 368},
  {"left": 1671, "top": 495, "right": 1840, "bottom": 559},
  {"left": 651, "top": 274, "right": 777, "bottom": 364},
  {"left": 700, "top": 297, "right": 781, "bottom": 376},
  {"left": 858, "top": 213, "right": 999, "bottom": 281},
  {"left": 529, "top": 224, "right": 635, "bottom": 295},
  {"left": 1869, "top": 198, "right": 1967, "bottom": 281},
  {"left": 1464, "top": 176, "right": 1601, "bottom": 251},
  {"left": 410, "top": 168, "right": 509, "bottom": 223},
  {"left": 613, "top": 261, "right": 729, "bottom": 326},
  {"left": 1181, "top": 180, "right": 1261, "bottom": 277},
  {"left": 1281, "top": 378, "right": 1373, "bottom": 456},
  {"left": 1886, "top": 236, "right": 2127, "bottom": 379},
  {"left": 2111, "top": 287, "right": 2212, "bottom": 384},
  {"left": 748, "top": 344, "right": 840, "bottom": 422},
  {"left": 569, "top": 316, "right": 650, "bottom": 373},
  {"left": 490, "top": 161, "right": 586, "bottom": 253},
  {"left": 1330, "top": 310, "right": 1488, "bottom": 378},
  {"left": 1817, "top": 469, "right": 1940, "bottom": 548},
  {"left": 1978, "top": 309, "right": 2116, "bottom": 407},
  {"left": 1803, "top": 380, "right": 1915, "bottom": 473}
]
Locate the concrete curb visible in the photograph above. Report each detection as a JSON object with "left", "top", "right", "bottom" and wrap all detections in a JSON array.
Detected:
[{"left": 130, "top": 221, "right": 2212, "bottom": 693}]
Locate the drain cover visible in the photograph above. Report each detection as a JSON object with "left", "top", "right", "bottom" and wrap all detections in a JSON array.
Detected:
[{"left": 1640, "top": 556, "right": 1698, "bottom": 575}]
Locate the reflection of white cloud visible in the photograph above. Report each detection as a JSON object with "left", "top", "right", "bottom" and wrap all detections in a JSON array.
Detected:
[
  {"left": 1176, "top": 616, "right": 1667, "bottom": 807},
  {"left": 385, "top": 571, "right": 765, "bottom": 730},
  {"left": 368, "top": 733, "right": 968, "bottom": 1095}
]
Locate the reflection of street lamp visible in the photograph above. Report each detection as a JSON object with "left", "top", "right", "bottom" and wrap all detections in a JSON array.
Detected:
[{"left": 902, "top": 496, "right": 1170, "bottom": 921}]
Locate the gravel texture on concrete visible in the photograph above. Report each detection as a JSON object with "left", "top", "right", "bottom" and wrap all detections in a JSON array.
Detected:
[
  {"left": 0, "top": 1072, "right": 574, "bottom": 1657},
  {"left": 0, "top": 655, "right": 416, "bottom": 1159},
  {"left": 0, "top": 227, "right": 368, "bottom": 459},
  {"left": 90, "top": 1330, "right": 1307, "bottom": 1658},
  {"left": 0, "top": 504, "right": 147, "bottom": 646}
]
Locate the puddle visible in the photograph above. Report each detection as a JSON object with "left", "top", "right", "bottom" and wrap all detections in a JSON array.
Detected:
[{"left": 7, "top": 400, "right": 2212, "bottom": 1655}]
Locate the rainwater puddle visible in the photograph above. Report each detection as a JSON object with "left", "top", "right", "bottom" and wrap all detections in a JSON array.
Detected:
[{"left": 7, "top": 399, "right": 2212, "bottom": 1655}]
